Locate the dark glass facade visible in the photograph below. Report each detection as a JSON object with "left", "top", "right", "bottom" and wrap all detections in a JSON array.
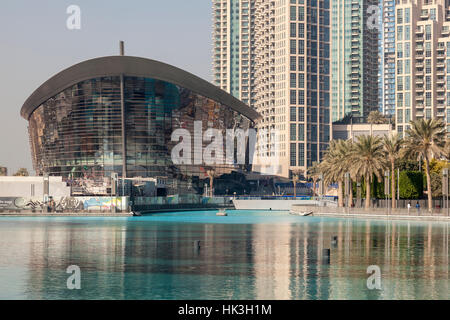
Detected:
[{"left": 28, "top": 76, "right": 253, "bottom": 194}]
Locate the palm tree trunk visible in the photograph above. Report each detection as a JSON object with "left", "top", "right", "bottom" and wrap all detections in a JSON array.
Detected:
[
  {"left": 349, "top": 178, "right": 353, "bottom": 207},
  {"left": 294, "top": 180, "right": 297, "bottom": 200},
  {"left": 210, "top": 176, "right": 213, "bottom": 197},
  {"left": 425, "top": 157, "right": 432, "bottom": 212},
  {"left": 365, "top": 175, "right": 371, "bottom": 210},
  {"left": 338, "top": 181, "right": 344, "bottom": 207},
  {"left": 391, "top": 161, "right": 396, "bottom": 209},
  {"left": 313, "top": 178, "right": 317, "bottom": 197}
]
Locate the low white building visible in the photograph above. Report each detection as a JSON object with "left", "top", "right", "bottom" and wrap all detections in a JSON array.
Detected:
[
  {"left": 0, "top": 176, "right": 71, "bottom": 199},
  {"left": 332, "top": 123, "right": 393, "bottom": 141}
]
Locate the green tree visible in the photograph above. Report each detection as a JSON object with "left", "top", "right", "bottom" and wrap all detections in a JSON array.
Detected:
[
  {"left": 403, "top": 119, "right": 446, "bottom": 212},
  {"left": 397, "top": 158, "right": 420, "bottom": 171},
  {"left": 425, "top": 159, "right": 449, "bottom": 197},
  {"left": 351, "top": 135, "right": 387, "bottom": 209},
  {"left": 13, "top": 168, "right": 29, "bottom": 176},
  {"left": 382, "top": 134, "right": 403, "bottom": 208},
  {"left": 399, "top": 171, "right": 423, "bottom": 199}
]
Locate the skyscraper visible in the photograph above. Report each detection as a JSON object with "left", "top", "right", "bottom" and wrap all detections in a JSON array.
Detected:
[
  {"left": 381, "top": 0, "right": 397, "bottom": 116},
  {"left": 394, "top": 0, "right": 450, "bottom": 136},
  {"left": 212, "top": 0, "right": 331, "bottom": 177},
  {"left": 212, "top": 0, "right": 253, "bottom": 106},
  {"left": 330, "top": 0, "right": 379, "bottom": 121}
]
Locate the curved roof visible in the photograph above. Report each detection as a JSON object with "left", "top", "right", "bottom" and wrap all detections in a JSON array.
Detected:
[{"left": 21, "top": 56, "right": 261, "bottom": 121}]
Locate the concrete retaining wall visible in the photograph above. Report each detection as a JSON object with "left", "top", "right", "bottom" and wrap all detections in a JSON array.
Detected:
[
  {"left": 290, "top": 205, "right": 450, "bottom": 221},
  {"left": 233, "top": 199, "right": 333, "bottom": 210}
]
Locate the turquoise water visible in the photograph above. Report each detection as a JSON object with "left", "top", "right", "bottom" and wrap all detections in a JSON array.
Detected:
[{"left": 0, "top": 210, "right": 448, "bottom": 300}]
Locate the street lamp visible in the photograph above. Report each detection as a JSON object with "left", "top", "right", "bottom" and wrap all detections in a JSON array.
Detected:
[{"left": 43, "top": 173, "right": 49, "bottom": 213}]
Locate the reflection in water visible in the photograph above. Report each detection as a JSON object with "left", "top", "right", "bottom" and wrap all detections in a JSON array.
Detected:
[{"left": 0, "top": 213, "right": 448, "bottom": 300}]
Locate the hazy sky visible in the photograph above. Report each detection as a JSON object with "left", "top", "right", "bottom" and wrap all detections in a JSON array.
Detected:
[{"left": 0, "top": 0, "right": 212, "bottom": 175}]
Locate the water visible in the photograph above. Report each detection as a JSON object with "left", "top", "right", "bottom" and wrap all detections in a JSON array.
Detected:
[{"left": 0, "top": 210, "right": 448, "bottom": 300}]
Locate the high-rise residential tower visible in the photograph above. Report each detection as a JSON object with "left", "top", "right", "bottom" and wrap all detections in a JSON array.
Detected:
[
  {"left": 212, "top": 0, "right": 253, "bottom": 106},
  {"left": 394, "top": 0, "right": 450, "bottom": 136},
  {"left": 212, "top": 0, "right": 331, "bottom": 177},
  {"left": 381, "top": 0, "right": 397, "bottom": 116},
  {"left": 330, "top": 0, "right": 379, "bottom": 121}
]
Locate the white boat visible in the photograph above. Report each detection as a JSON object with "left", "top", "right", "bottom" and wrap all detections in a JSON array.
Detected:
[
  {"left": 289, "top": 211, "right": 313, "bottom": 216},
  {"left": 216, "top": 209, "right": 228, "bottom": 216}
]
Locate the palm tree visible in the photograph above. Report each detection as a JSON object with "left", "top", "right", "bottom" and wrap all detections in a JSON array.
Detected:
[
  {"left": 320, "top": 139, "right": 354, "bottom": 207},
  {"left": 367, "top": 110, "right": 389, "bottom": 124},
  {"left": 346, "top": 142, "right": 358, "bottom": 207},
  {"left": 291, "top": 171, "right": 300, "bottom": 199},
  {"left": 351, "top": 135, "right": 386, "bottom": 209},
  {"left": 382, "top": 134, "right": 403, "bottom": 209},
  {"left": 403, "top": 119, "right": 446, "bottom": 212},
  {"left": 306, "top": 162, "right": 320, "bottom": 197},
  {"left": 206, "top": 169, "right": 217, "bottom": 197}
]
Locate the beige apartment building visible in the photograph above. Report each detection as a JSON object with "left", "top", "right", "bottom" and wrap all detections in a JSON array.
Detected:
[
  {"left": 395, "top": 0, "right": 450, "bottom": 136},
  {"left": 213, "top": 0, "right": 331, "bottom": 178},
  {"left": 332, "top": 122, "right": 393, "bottom": 140}
]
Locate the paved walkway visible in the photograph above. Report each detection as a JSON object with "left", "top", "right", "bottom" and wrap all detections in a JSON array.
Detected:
[{"left": 291, "top": 205, "right": 450, "bottom": 222}]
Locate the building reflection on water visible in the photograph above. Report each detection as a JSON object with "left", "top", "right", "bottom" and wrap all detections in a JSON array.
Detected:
[{"left": 1, "top": 217, "right": 448, "bottom": 300}]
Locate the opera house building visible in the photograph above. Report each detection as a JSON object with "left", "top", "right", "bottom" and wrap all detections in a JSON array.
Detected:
[{"left": 21, "top": 55, "right": 260, "bottom": 195}]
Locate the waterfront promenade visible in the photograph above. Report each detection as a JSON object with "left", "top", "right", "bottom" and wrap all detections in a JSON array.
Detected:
[
  {"left": 0, "top": 211, "right": 133, "bottom": 217},
  {"left": 291, "top": 205, "right": 450, "bottom": 222},
  {"left": 1, "top": 207, "right": 449, "bottom": 222}
]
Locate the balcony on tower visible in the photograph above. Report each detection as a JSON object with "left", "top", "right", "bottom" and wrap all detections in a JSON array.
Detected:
[
  {"left": 420, "top": 9, "right": 429, "bottom": 19},
  {"left": 416, "top": 26, "right": 424, "bottom": 35},
  {"left": 437, "top": 86, "right": 446, "bottom": 93}
]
